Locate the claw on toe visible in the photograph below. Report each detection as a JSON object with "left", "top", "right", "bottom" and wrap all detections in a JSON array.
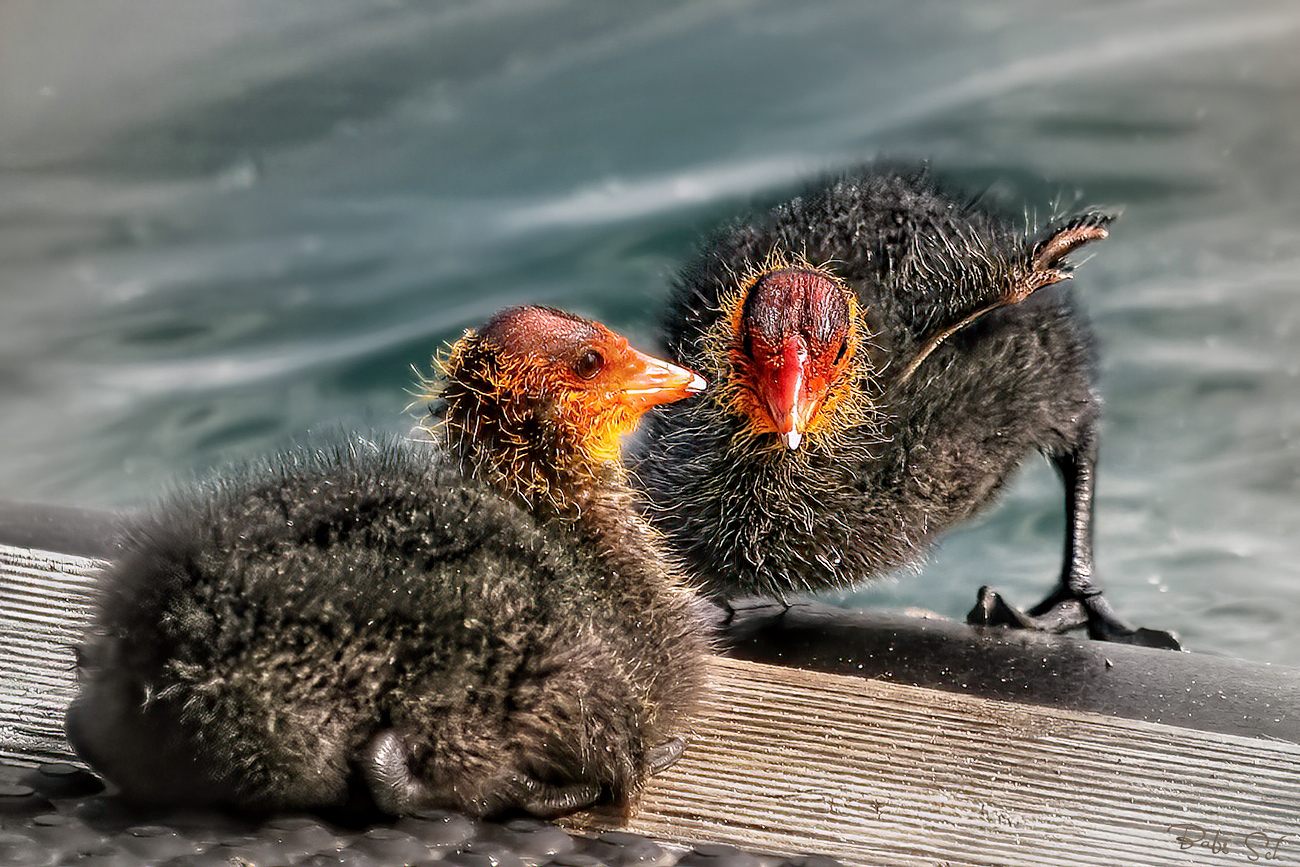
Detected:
[
  {"left": 968, "top": 586, "right": 1030, "bottom": 628},
  {"left": 967, "top": 585, "right": 1085, "bottom": 632},
  {"left": 647, "top": 737, "right": 687, "bottom": 775},
  {"left": 1095, "top": 624, "right": 1184, "bottom": 651}
]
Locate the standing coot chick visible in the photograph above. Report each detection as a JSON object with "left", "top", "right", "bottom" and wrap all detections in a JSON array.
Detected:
[
  {"left": 66, "top": 306, "right": 712, "bottom": 819},
  {"left": 634, "top": 166, "right": 1178, "bottom": 648}
]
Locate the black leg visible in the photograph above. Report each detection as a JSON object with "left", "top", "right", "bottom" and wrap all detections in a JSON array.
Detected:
[
  {"left": 968, "top": 421, "right": 1181, "bottom": 650},
  {"left": 1040, "top": 422, "right": 1111, "bottom": 626}
]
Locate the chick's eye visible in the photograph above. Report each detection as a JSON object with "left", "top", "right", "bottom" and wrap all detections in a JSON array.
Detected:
[
  {"left": 833, "top": 339, "right": 849, "bottom": 365},
  {"left": 574, "top": 349, "right": 604, "bottom": 380}
]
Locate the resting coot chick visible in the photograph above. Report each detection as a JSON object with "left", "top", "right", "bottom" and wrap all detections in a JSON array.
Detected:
[
  {"left": 634, "top": 166, "right": 1178, "bottom": 648},
  {"left": 67, "top": 306, "right": 711, "bottom": 819}
]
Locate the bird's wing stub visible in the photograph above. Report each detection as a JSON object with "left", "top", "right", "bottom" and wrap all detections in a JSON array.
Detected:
[{"left": 1011, "top": 214, "right": 1114, "bottom": 302}]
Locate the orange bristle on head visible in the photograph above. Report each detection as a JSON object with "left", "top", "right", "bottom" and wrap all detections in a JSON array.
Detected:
[
  {"left": 430, "top": 306, "right": 704, "bottom": 501},
  {"left": 707, "top": 253, "right": 871, "bottom": 451}
]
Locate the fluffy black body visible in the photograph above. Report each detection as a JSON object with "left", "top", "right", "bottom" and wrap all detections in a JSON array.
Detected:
[
  {"left": 636, "top": 167, "right": 1174, "bottom": 645},
  {"left": 68, "top": 435, "right": 708, "bottom": 816}
]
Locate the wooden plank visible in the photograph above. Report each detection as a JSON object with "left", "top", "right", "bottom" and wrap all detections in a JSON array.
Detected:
[
  {"left": 725, "top": 600, "right": 1300, "bottom": 743},
  {"left": 4, "top": 539, "right": 1299, "bottom": 866},
  {"left": 0, "top": 544, "right": 100, "bottom": 767},
  {"left": 6, "top": 502, "right": 1299, "bottom": 738},
  {"left": 596, "top": 656, "right": 1300, "bottom": 867}
]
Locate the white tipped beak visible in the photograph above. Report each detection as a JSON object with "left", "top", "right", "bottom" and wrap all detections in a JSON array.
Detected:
[
  {"left": 620, "top": 350, "right": 708, "bottom": 412},
  {"left": 784, "top": 429, "right": 802, "bottom": 450}
]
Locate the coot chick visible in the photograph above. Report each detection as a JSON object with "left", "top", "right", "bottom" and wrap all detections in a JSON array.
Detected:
[
  {"left": 67, "top": 306, "right": 712, "bottom": 819},
  {"left": 634, "top": 166, "right": 1178, "bottom": 648}
]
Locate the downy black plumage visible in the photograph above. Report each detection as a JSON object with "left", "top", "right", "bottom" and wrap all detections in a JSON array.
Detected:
[
  {"left": 635, "top": 165, "right": 1178, "bottom": 648},
  {"left": 68, "top": 306, "right": 712, "bottom": 818}
]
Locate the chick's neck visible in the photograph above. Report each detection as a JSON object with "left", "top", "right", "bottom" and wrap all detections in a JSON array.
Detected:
[{"left": 438, "top": 353, "right": 630, "bottom": 522}]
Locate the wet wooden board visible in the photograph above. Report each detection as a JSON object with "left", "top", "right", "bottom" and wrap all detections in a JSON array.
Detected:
[{"left": 4, "top": 539, "right": 1299, "bottom": 866}]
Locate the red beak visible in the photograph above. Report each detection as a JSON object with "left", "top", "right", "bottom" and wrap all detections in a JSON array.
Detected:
[
  {"left": 759, "top": 334, "right": 811, "bottom": 449},
  {"left": 619, "top": 347, "right": 707, "bottom": 415}
]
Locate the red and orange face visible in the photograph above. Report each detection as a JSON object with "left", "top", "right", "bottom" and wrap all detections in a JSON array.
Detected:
[
  {"left": 723, "top": 266, "right": 860, "bottom": 449},
  {"left": 470, "top": 306, "right": 707, "bottom": 464}
]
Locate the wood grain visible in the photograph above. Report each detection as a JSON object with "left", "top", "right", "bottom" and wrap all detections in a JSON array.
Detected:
[
  {"left": 598, "top": 656, "right": 1300, "bottom": 867},
  {"left": 4, "top": 542, "right": 1297, "bottom": 866},
  {"left": 0, "top": 544, "right": 99, "bottom": 766}
]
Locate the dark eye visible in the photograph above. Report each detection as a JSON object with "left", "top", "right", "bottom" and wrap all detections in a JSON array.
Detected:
[
  {"left": 574, "top": 349, "right": 604, "bottom": 380},
  {"left": 833, "top": 339, "right": 848, "bottom": 365}
]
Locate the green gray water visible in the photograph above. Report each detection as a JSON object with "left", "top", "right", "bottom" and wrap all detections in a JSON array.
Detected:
[{"left": 1, "top": 0, "right": 1298, "bottom": 665}]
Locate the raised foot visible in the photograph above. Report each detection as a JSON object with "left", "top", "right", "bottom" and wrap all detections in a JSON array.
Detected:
[{"left": 967, "top": 585, "right": 1183, "bottom": 651}]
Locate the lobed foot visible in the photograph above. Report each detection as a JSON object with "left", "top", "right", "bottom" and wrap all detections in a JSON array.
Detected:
[{"left": 967, "top": 585, "right": 1182, "bottom": 651}]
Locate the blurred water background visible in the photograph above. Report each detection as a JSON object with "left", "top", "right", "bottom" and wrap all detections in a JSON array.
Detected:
[{"left": 1, "top": 0, "right": 1298, "bottom": 665}]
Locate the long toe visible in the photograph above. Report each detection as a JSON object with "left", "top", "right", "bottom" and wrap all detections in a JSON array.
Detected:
[
  {"left": 968, "top": 585, "right": 1184, "bottom": 648},
  {"left": 1078, "top": 595, "right": 1184, "bottom": 650},
  {"left": 967, "top": 586, "right": 1086, "bottom": 632},
  {"left": 1088, "top": 616, "right": 1184, "bottom": 650},
  {"left": 1134, "top": 627, "right": 1184, "bottom": 650}
]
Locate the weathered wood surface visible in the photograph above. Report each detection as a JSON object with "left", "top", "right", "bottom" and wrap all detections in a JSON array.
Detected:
[
  {"left": 596, "top": 656, "right": 1300, "bottom": 867},
  {"left": 0, "top": 544, "right": 100, "bottom": 767},
  {"left": 3, "top": 531, "right": 1299, "bottom": 866},
  {"left": 723, "top": 599, "right": 1300, "bottom": 743}
]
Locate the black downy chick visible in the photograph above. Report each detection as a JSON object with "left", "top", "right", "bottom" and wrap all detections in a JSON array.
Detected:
[
  {"left": 634, "top": 166, "right": 1179, "bottom": 649},
  {"left": 67, "top": 306, "right": 712, "bottom": 819}
]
